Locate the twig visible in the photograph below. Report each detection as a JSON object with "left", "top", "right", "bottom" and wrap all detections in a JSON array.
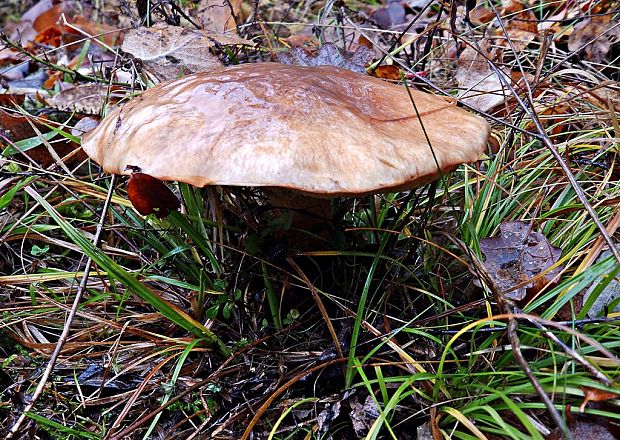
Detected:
[
  {"left": 497, "top": 296, "right": 572, "bottom": 439},
  {"left": 459, "top": 237, "right": 572, "bottom": 439},
  {"left": 513, "top": 307, "right": 614, "bottom": 387},
  {"left": 0, "top": 32, "right": 98, "bottom": 83},
  {"left": 7, "top": 176, "right": 116, "bottom": 437},
  {"left": 0, "top": 33, "right": 127, "bottom": 86},
  {"left": 506, "top": 314, "right": 572, "bottom": 439},
  {"left": 427, "top": 316, "right": 620, "bottom": 335}
]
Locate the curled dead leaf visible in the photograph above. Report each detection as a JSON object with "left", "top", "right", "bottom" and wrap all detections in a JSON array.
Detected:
[{"left": 579, "top": 386, "right": 620, "bottom": 413}]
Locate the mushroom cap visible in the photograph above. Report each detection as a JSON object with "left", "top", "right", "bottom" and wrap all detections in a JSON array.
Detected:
[{"left": 82, "top": 63, "right": 490, "bottom": 196}]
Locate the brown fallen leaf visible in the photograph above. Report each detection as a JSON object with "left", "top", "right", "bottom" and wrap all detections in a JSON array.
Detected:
[
  {"left": 0, "top": 109, "right": 84, "bottom": 167},
  {"left": 277, "top": 42, "right": 373, "bottom": 74},
  {"left": 21, "top": 1, "right": 120, "bottom": 49},
  {"left": 587, "top": 84, "right": 620, "bottom": 113},
  {"left": 121, "top": 23, "right": 224, "bottom": 80},
  {"left": 126, "top": 172, "right": 180, "bottom": 218},
  {"left": 455, "top": 40, "right": 507, "bottom": 112},
  {"left": 358, "top": 34, "right": 374, "bottom": 50},
  {"left": 579, "top": 386, "right": 620, "bottom": 413},
  {"left": 370, "top": 64, "right": 402, "bottom": 80},
  {"left": 479, "top": 221, "right": 563, "bottom": 300},
  {"left": 568, "top": 15, "right": 620, "bottom": 63},
  {"left": 492, "top": 0, "right": 539, "bottom": 51},
  {"left": 33, "top": 24, "right": 63, "bottom": 47},
  {"left": 196, "top": 0, "right": 243, "bottom": 33},
  {"left": 468, "top": 4, "right": 494, "bottom": 26},
  {"left": 3, "top": 0, "right": 54, "bottom": 43},
  {"left": 48, "top": 84, "right": 114, "bottom": 115},
  {"left": 65, "top": 15, "right": 122, "bottom": 47}
]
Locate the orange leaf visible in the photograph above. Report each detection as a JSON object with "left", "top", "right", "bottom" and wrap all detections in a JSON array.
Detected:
[
  {"left": 33, "top": 25, "right": 63, "bottom": 47},
  {"left": 126, "top": 172, "right": 180, "bottom": 218},
  {"left": 579, "top": 386, "right": 620, "bottom": 412},
  {"left": 370, "top": 65, "right": 401, "bottom": 80},
  {"left": 32, "top": 4, "right": 66, "bottom": 33},
  {"left": 358, "top": 34, "right": 373, "bottom": 50}
]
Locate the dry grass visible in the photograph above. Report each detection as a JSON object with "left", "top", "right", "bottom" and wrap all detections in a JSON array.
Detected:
[{"left": 1, "top": 0, "right": 620, "bottom": 438}]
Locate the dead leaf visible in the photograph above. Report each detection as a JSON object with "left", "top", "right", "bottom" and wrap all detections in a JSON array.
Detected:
[
  {"left": 358, "top": 34, "right": 374, "bottom": 50},
  {"left": 33, "top": 24, "right": 63, "bottom": 47},
  {"left": 568, "top": 15, "right": 620, "bottom": 63},
  {"left": 371, "top": 2, "right": 406, "bottom": 29},
  {"left": 348, "top": 394, "right": 380, "bottom": 438},
  {"left": 416, "top": 422, "right": 434, "bottom": 440},
  {"left": 0, "top": 94, "right": 25, "bottom": 108},
  {"left": 0, "top": 109, "right": 83, "bottom": 167},
  {"left": 316, "top": 400, "right": 342, "bottom": 437},
  {"left": 282, "top": 34, "right": 317, "bottom": 48},
  {"left": 370, "top": 64, "right": 402, "bottom": 80},
  {"left": 24, "top": 2, "right": 120, "bottom": 48},
  {"left": 202, "top": 31, "right": 255, "bottom": 47},
  {"left": 32, "top": 3, "right": 74, "bottom": 33},
  {"left": 48, "top": 84, "right": 112, "bottom": 115},
  {"left": 121, "top": 23, "right": 223, "bottom": 80},
  {"left": 587, "top": 84, "right": 620, "bottom": 113},
  {"left": 579, "top": 386, "right": 620, "bottom": 413},
  {"left": 549, "top": 415, "right": 615, "bottom": 439},
  {"left": 479, "top": 221, "right": 563, "bottom": 300},
  {"left": 455, "top": 40, "right": 507, "bottom": 112},
  {"left": 492, "top": 1, "right": 539, "bottom": 51},
  {"left": 4, "top": 0, "right": 54, "bottom": 43},
  {"left": 72, "top": 116, "right": 99, "bottom": 137},
  {"left": 196, "top": 0, "right": 243, "bottom": 33},
  {"left": 0, "top": 108, "right": 38, "bottom": 142},
  {"left": 570, "top": 419, "right": 617, "bottom": 440},
  {"left": 468, "top": 4, "right": 494, "bottom": 26},
  {"left": 66, "top": 15, "right": 123, "bottom": 47},
  {"left": 126, "top": 172, "right": 180, "bottom": 218},
  {"left": 277, "top": 42, "right": 373, "bottom": 74}
]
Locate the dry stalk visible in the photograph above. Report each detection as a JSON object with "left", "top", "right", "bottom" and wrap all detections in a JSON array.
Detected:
[{"left": 7, "top": 175, "right": 117, "bottom": 438}]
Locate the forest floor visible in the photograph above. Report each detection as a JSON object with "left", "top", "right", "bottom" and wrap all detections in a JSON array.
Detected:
[{"left": 1, "top": 0, "right": 619, "bottom": 439}]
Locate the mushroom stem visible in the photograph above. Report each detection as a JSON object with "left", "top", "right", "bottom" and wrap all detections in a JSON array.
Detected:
[{"left": 264, "top": 188, "right": 333, "bottom": 249}]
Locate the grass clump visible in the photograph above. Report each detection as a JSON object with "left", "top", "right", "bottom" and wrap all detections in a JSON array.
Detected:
[{"left": 1, "top": 0, "right": 620, "bottom": 438}]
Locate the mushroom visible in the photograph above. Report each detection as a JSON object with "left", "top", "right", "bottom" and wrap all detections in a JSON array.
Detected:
[{"left": 82, "top": 62, "right": 490, "bottom": 246}]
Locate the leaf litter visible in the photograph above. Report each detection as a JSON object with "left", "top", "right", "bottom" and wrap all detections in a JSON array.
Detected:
[
  {"left": 479, "top": 221, "right": 563, "bottom": 300},
  {"left": 1, "top": 0, "right": 620, "bottom": 438}
]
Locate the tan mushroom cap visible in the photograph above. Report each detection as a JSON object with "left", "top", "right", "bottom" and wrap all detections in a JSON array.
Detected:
[{"left": 82, "top": 63, "right": 490, "bottom": 196}]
